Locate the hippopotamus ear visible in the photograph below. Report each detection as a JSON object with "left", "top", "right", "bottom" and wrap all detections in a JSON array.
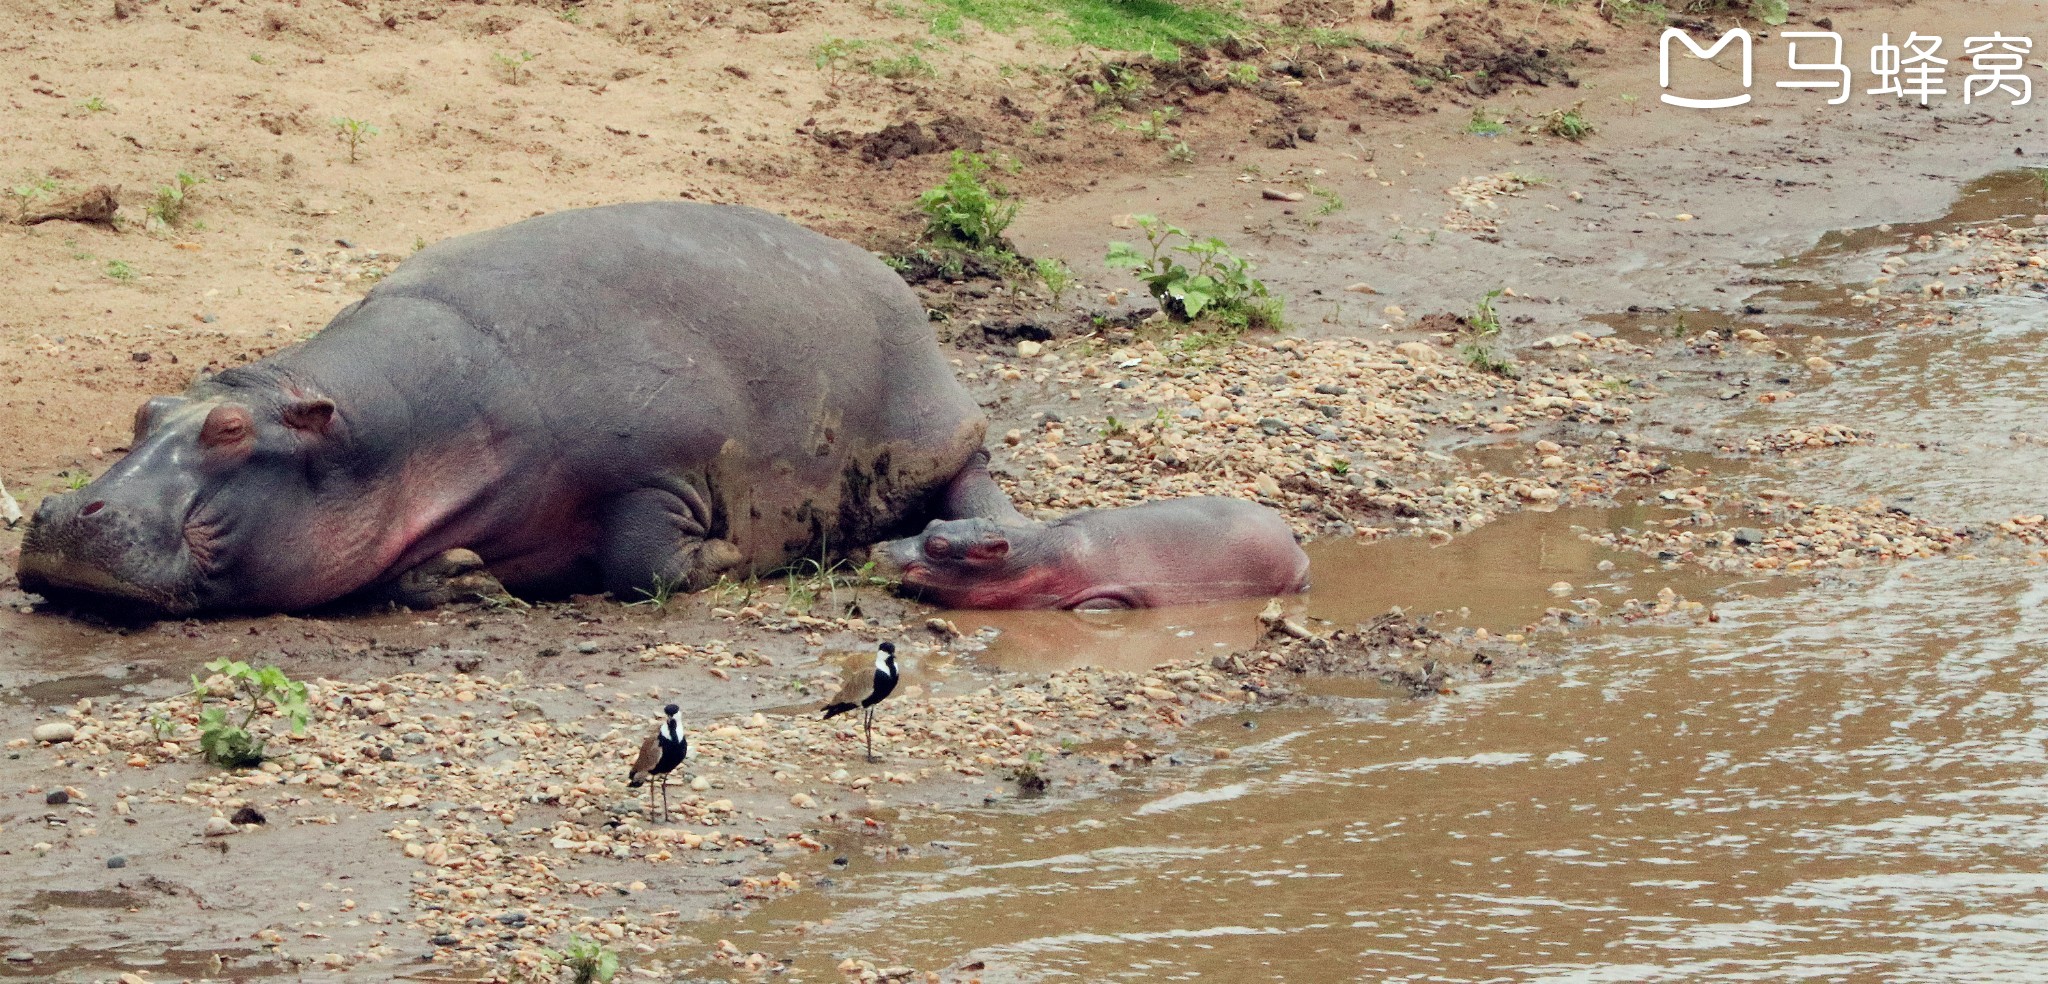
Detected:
[
  {"left": 131, "top": 395, "right": 185, "bottom": 443},
  {"left": 280, "top": 398, "right": 337, "bottom": 436},
  {"left": 965, "top": 535, "right": 1009, "bottom": 562}
]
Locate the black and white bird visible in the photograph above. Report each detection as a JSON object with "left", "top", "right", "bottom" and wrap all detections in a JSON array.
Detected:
[
  {"left": 627, "top": 703, "right": 688, "bottom": 820},
  {"left": 821, "top": 641, "right": 900, "bottom": 762}
]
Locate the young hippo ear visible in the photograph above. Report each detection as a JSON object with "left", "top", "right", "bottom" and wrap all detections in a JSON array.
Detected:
[
  {"left": 281, "top": 398, "right": 336, "bottom": 436},
  {"left": 966, "top": 535, "right": 1010, "bottom": 562},
  {"left": 199, "top": 403, "right": 255, "bottom": 451}
]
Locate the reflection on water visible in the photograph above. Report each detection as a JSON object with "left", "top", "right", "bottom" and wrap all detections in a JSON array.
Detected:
[{"left": 680, "top": 173, "right": 2048, "bottom": 982}]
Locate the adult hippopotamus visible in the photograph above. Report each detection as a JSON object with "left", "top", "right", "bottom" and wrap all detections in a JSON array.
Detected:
[
  {"left": 18, "top": 202, "right": 1025, "bottom": 614},
  {"left": 873, "top": 497, "right": 1310, "bottom": 610}
]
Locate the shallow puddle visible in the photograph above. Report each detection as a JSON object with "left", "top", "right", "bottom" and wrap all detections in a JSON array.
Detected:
[{"left": 949, "top": 502, "right": 1752, "bottom": 674}]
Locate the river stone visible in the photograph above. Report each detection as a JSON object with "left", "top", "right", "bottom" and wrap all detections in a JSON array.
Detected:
[
  {"left": 31, "top": 722, "right": 76, "bottom": 743},
  {"left": 1734, "top": 527, "right": 1767, "bottom": 546},
  {"left": 44, "top": 790, "right": 68, "bottom": 806},
  {"left": 4, "top": 950, "right": 29, "bottom": 963},
  {"left": 106, "top": 856, "right": 127, "bottom": 869}
]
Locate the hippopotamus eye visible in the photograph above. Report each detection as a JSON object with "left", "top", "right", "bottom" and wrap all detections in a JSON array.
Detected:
[
  {"left": 199, "top": 404, "right": 255, "bottom": 451},
  {"left": 924, "top": 536, "right": 951, "bottom": 558}
]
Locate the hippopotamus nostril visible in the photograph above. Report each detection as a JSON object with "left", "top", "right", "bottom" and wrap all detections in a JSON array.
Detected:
[{"left": 80, "top": 501, "right": 107, "bottom": 518}]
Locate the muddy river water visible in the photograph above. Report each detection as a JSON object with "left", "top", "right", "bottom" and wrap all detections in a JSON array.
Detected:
[{"left": 670, "top": 174, "right": 2048, "bottom": 981}]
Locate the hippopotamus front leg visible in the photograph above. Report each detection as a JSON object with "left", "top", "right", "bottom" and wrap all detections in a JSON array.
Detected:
[
  {"left": 380, "top": 548, "right": 510, "bottom": 608},
  {"left": 940, "top": 448, "right": 1028, "bottom": 525},
  {"left": 597, "top": 485, "right": 746, "bottom": 600}
]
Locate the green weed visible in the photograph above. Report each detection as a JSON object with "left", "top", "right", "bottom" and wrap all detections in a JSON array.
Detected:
[
  {"left": 1539, "top": 102, "right": 1593, "bottom": 141},
  {"left": 8, "top": 176, "right": 57, "bottom": 221},
  {"left": 1309, "top": 183, "right": 1343, "bottom": 215},
  {"left": 1035, "top": 256, "right": 1076, "bottom": 306},
  {"left": 1106, "top": 215, "right": 1282, "bottom": 334},
  {"left": 1463, "top": 108, "right": 1505, "bottom": 136},
  {"left": 147, "top": 170, "right": 205, "bottom": 229},
  {"left": 627, "top": 574, "right": 685, "bottom": 609},
  {"left": 79, "top": 95, "right": 108, "bottom": 113},
  {"left": 189, "top": 658, "right": 312, "bottom": 769},
  {"left": 917, "top": 150, "right": 1018, "bottom": 254},
  {"left": 1470, "top": 286, "right": 1505, "bottom": 336},
  {"left": 492, "top": 50, "right": 537, "bottom": 85},
  {"left": 104, "top": 259, "right": 136, "bottom": 281},
  {"left": 332, "top": 117, "right": 379, "bottom": 163},
  {"left": 64, "top": 470, "right": 91, "bottom": 490},
  {"left": 546, "top": 936, "right": 619, "bottom": 984},
  {"left": 1459, "top": 341, "right": 1518, "bottom": 378}
]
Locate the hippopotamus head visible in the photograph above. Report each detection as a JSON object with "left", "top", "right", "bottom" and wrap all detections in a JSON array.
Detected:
[{"left": 18, "top": 385, "right": 349, "bottom": 614}]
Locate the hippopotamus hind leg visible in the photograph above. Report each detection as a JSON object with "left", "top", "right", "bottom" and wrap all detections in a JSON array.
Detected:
[{"left": 597, "top": 486, "right": 745, "bottom": 601}]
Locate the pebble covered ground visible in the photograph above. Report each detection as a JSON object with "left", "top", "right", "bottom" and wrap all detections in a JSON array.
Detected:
[{"left": 11, "top": 197, "right": 2048, "bottom": 982}]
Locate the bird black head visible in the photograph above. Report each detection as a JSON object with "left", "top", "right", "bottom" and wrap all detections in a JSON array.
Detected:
[
  {"left": 663, "top": 703, "right": 679, "bottom": 716},
  {"left": 878, "top": 641, "right": 895, "bottom": 655}
]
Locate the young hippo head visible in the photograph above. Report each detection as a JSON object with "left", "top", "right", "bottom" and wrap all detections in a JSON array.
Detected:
[
  {"left": 17, "top": 387, "right": 355, "bottom": 615},
  {"left": 874, "top": 517, "right": 1031, "bottom": 608}
]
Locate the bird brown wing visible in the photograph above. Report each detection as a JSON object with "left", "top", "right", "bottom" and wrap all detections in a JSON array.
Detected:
[
  {"left": 628, "top": 732, "right": 661, "bottom": 782},
  {"left": 822, "top": 651, "right": 875, "bottom": 710}
]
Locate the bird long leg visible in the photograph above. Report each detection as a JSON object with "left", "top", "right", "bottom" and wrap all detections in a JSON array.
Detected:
[
  {"left": 864, "top": 707, "right": 876, "bottom": 763},
  {"left": 646, "top": 778, "right": 657, "bottom": 817}
]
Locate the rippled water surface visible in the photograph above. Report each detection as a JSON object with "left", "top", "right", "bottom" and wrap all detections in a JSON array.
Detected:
[{"left": 676, "top": 173, "right": 2048, "bottom": 982}]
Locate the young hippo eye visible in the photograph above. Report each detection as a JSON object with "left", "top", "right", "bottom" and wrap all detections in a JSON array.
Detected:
[{"left": 924, "top": 536, "right": 952, "bottom": 558}]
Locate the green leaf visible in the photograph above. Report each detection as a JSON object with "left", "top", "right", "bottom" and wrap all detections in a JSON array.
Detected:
[
  {"left": 1104, "top": 242, "right": 1145, "bottom": 269},
  {"left": 1752, "top": 0, "right": 1789, "bottom": 25}
]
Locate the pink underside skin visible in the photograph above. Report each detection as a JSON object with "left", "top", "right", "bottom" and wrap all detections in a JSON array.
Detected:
[
  {"left": 904, "top": 535, "right": 1310, "bottom": 611},
  {"left": 288, "top": 430, "right": 562, "bottom": 606}
]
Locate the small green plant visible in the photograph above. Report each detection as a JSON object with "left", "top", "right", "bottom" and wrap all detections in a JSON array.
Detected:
[
  {"left": 103, "top": 259, "right": 136, "bottom": 281},
  {"left": 1165, "top": 139, "right": 1195, "bottom": 164},
  {"left": 549, "top": 936, "right": 619, "bottom": 984},
  {"left": 1223, "top": 62, "right": 1259, "bottom": 86},
  {"left": 1106, "top": 215, "right": 1282, "bottom": 333},
  {"left": 1464, "top": 108, "right": 1505, "bottom": 136},
  {"left": 709, "top": 573, "right": 760, "bottom": 609},
  {"left": 1460, "top": 341, "right": 1518, "bottom": 378},
  {"left": 188, "top": 658, "right": 312, "bottom": 769},
  {"left": 1325, "top": 458, "right": 1352, "bottom": 476},
  {"left": 1035, "top": 257, "right": 1075, "bottom": 307},
  {"left": 1309, "top": 183, "right": 1343, "bottom": 215},
  {"left": 628, "top": 574, "right": 684, "bottom": 609},
  {"left": 492, "top": 49, "right": 537, "bottom": 85},
  {"left": 249, "top": 52, "right": 267, "bottom": 64},
  {"left": 148, "top": 711, "right": 178, "bottom": 741},
  {"left": 2030, "top": 168, "right": 2048, "bottom": 205},
  {"left": 64, "top": 470, "right": 91, "bottom": 490},
  {"left": 1540, "top": 102, "right": 1594, "bottom": 141},
  {"left": 1749, "top": 0, "right": 1790, "bottom": 25},
  {"left": 79, "top": 95, "right": 109, "bottom": 113},
  {"left": 147, "top": 170, "right": 205, "bottom": 229},
  {"left": 332, "top": 117, "right": 379, "bottom": 163},
  {"left": 1089, "top": 63, "right": 1145, "bottom": 106},
  {"left": 917, "top": 151, "right": 1018, "bottom": 254},
  {"left": 1121, "top": 107, "right": 1180, "bottom": 143},
  {"left": 1100, "top": 415, "right": 1128, "bottom": 437},
  {"left": 8, "top": 176, "right": 57, "bottom": 221},
  {"left": 1470, "top": 286, "right": 1505, "bottom": 336},
  {"left": 868, "top": 51, "right": 936, "bottom": 79},
  {"left": 558, "top": 6, "right": 582, "bottom": 23}
]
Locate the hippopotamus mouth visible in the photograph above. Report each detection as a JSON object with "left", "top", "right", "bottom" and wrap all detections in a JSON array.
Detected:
[{"left": 16, "top": 490, "right": 209, "bottom": 616}]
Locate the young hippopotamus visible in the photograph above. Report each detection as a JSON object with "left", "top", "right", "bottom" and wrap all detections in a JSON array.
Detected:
[{"left": 873, "top": 497, "right": 1309, "bottom": 610}]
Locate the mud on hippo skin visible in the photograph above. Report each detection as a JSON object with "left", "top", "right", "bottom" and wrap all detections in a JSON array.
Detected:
[
  {"left": 874, "top": 496, "right": 1310, "bottom": 610},
  {"left": 17, "top": 202, "right": 1013, "bottom": 615}
]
